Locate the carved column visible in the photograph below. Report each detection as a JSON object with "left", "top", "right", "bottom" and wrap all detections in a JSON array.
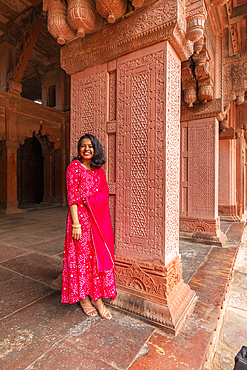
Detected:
[
  {"left": 112, "top": 42, "right": 195, "bottom": 334},
  {"left": 0, "top": 140, "right": 21, "bottom": 214},
  {"left": 60, "top": 0, "right": 195, "bottom": 334},
  {"left": 0, "top": 99, "right": 22, "bottom": 213},
  {"left": 236, "top": 129, "right": 246, "bottom": 218},
  {"left": 219, "top": 130, "right": 238, "bottom": 220},
  {"left": 180, "top": 117, "right": 226, "bottom": 245}
]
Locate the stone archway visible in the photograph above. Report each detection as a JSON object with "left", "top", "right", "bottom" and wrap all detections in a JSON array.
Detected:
[{"left": 17, "top": 136, "right": 44, "bottom": 204}]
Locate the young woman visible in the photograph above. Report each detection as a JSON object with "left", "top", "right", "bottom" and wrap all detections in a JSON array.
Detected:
[{"left": 61, "top": 134, "right": 116, "bottom": 319}]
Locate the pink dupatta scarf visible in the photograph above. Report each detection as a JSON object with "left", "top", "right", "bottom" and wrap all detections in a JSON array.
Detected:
[{"left": 85, "top": 172, "right": 115, "bottom": 273}]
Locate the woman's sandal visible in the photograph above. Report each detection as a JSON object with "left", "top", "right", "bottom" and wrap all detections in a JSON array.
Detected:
[
  {"left": 92, "top": 300, "right": 112, "bottom": 320},
  {"left": 79, "top": 301, "right": 98, "bottom": 317}
]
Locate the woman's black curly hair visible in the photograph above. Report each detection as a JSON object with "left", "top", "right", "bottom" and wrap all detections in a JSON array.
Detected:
[{"left": 73, "top": 133, "right": 105, "bottom": 169}]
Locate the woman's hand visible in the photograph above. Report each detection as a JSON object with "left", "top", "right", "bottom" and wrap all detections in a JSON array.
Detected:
[{"left": 72, "top": 224, "right": 81, "bottom": 240}]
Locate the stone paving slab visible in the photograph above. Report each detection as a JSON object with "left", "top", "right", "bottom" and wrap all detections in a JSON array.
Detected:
[
  {"left": 0, "top": 252, "right": 62, "bottom": 286},
  {"left": 0, "top": 243, "right": 29, "bottom": 263},
  {"left": 26, "top": 340, "right": 116, "bottom": 370},
  {"left": 0, "top": 275, "right": 54, "bottom": 319}
]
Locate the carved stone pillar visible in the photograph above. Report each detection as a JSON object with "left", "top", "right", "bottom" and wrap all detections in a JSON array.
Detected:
[
  {"left": 112, "top": 42, "right": 195, "bottom": 334},
  {"left": 180, "top": 117, "right": 226, "bottom": 245},
  {"left": 0, "top": 140, "right": 21, "bottom": 214},
  {"left": 0, "top": 100, "right": 22, "bottom": 213},
  {"left": 218, "top": 130, "right": 238, "bottom": 220},
  {"left": 60, "top": 0, "right": 195, "bottom": 334},
  {"left": 236, "top": 129, "right": 246, "bottom": 218}
]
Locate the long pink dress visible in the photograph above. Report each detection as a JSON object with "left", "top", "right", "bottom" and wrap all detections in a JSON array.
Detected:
[{"left": 61, "top": 160, "right": 117, "bottom": 304}]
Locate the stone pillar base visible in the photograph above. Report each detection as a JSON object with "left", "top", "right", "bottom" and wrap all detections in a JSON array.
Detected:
[
  {"left": 0, "top": 201, "right": 22, "bottom": 214},
  {"left": 180, "top": 217, "right": 227, "bottom": 246},
  {"left": 218, "top": 205, "right": 240, "bottom": 221},
  {"left": 107, "top": 256, "right": 196, "bottom": 335}
]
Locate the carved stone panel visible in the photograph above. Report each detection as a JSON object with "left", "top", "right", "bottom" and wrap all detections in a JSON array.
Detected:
[
  {"left": 116, "top": 41, "right": 181, "bottom": 266},
  {"left": 70, "top": 64, "right": 107, "bottom": 160},
  {"left": 188, "top": 117, "right": 218, "bottom": 219}
]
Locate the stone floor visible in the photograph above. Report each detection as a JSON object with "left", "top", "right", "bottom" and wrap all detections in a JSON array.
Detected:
[{"left": 0, "top": 206, "right": 246, "bottom": 370}]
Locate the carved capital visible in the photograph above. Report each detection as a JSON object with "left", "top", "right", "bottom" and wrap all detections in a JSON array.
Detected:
[{"left": 224, "top": 53, "right": 247, "bottom": 105}]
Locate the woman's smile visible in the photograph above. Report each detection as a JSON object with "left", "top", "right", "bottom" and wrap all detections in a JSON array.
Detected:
[{"left": 80, "top": 138, "right": 94, "bottom": 162}]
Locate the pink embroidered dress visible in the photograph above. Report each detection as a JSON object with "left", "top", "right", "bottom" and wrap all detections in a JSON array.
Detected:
[{"left": 61, "top": 160, "right": 116, "bottom": 304}]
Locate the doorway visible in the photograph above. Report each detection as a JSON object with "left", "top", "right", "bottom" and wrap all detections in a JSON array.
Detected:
[{"left": 17, "top": 137, "right": 44, "bottom": 204}]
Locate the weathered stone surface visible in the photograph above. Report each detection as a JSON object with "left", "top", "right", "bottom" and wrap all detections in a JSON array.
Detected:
[{"left": 222, "top": 307, "right": 247, "bottom": 351}]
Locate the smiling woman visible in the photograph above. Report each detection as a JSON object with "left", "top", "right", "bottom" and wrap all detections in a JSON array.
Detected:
[{"left": 61, "top": 134, "right": 116, "bottom": 320}]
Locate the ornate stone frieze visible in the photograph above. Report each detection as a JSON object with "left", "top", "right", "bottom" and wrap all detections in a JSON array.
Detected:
[
  {"left": 180, "top": 216, "right": 226, "bottom": 245},
  {"left": 180, "top": 217, "right": 219, "bottom": 233},
  {"left": 61, "top": 0, "right": 193, "bottom": 74}
]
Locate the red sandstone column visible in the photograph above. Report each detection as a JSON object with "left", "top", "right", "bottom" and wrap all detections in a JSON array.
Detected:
[
  {"left": 218, "top": 133, "right": 238, "bottom": 220},
  {"left": 236, "top": 129, "right": 245, "bottom": 218},
  {"left": 112, "top": 41, "right": 195, "bottom": 334},
  {"left": 180, "top": 117, "right": 225, "bottom": 245},
  {"left": 0, "top": 140, "right": 20, "bottom": 213},
  {"left": 0, "top": 103, "right": 22, "bottom": 213}
]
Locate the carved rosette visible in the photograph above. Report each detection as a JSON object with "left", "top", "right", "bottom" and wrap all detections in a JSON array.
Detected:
[
  {"left": 67, "top": 0, "right": 96, "bottom": 38},
  {"left": 95, "top": 0, "right": 127, "bottom": 23},
  {"left": 47, "top": 0, "right": 76, "bottom": 45}
]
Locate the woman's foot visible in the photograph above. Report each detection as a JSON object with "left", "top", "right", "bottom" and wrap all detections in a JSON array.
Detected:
[
  {"left": 92, "top": 299, "right": 112, "bottom": 320},
  {"left": 79, "top": 297, "right": 97, "bottom": 317}
]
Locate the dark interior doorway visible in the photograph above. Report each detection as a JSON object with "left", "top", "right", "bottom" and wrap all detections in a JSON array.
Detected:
[{"left": 17, "top": 137, "right": 44, "bottom": 204}]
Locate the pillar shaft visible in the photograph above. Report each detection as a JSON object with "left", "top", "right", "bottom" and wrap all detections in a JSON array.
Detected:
[
  {"left": 219, "top": 135, "right": 238, "bottom": 220},
  {"left": 180, "top": 117, "right": 226, "bottom": 245}
]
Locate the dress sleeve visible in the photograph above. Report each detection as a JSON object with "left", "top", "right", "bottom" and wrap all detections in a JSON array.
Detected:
[{"left": 66, "top": 161, "right": 80, "bottom": 207}]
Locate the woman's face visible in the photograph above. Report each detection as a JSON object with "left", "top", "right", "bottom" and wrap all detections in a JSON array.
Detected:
[{"left": 79, "top": 138, "right": 94, "bottom": 162}]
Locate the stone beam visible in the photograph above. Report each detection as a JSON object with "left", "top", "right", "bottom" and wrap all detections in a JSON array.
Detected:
[{"left": 7, "top": 14, "right": 43, "bottom": 88}]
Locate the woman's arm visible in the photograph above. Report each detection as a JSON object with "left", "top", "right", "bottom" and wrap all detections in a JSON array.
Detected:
[{"left": 70, "top": 204, "right": 81, "bottom": 240}]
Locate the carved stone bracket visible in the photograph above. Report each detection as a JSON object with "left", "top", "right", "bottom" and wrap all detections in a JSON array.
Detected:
[
  {"left": 106, "top": 255, "right": 196, "bottom": 334},
  {"left": 181, "top": 45, "right": 213, "bottom": 107}
]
